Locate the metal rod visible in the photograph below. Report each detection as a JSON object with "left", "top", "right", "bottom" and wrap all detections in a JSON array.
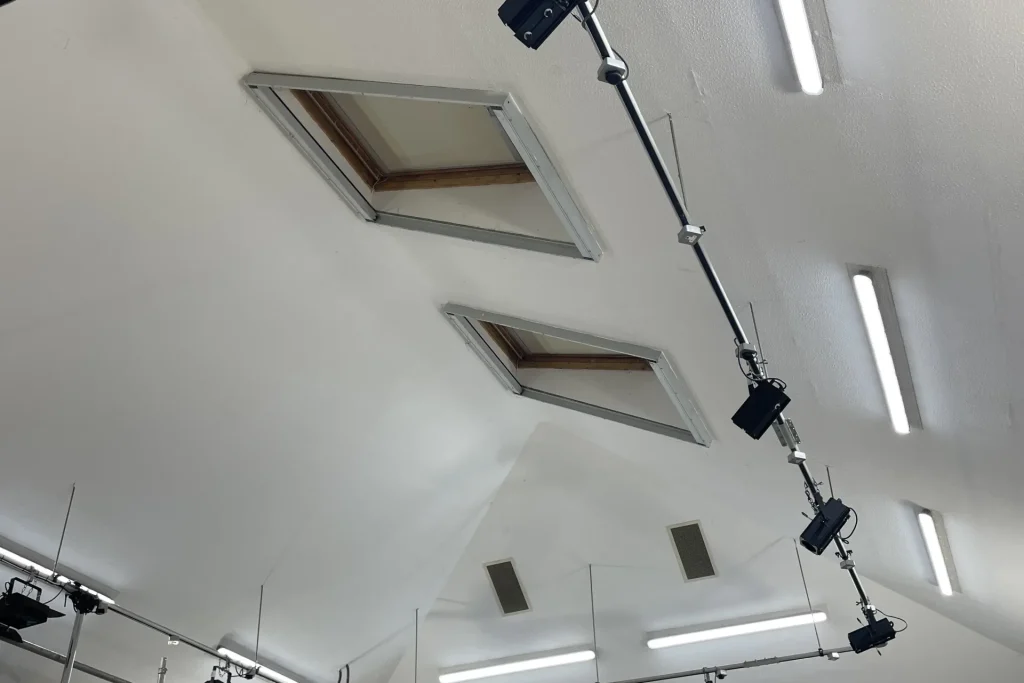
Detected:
[
  {"left": 157, "top": 657, "right": 168, "bottom": 683},
  {"left": 0, "top": 634, "right": 134, "bottom": 683},
  {"left": 0, "top": 561, "right": 285, "bottom": 683},
  {"left": 577, "top": 2, "right": 749, "bottom": 344},
  {"left": 53, "top": 483, "right": 77, "bottom": 574},
  {"left": 793, "top": 540, "right": 822, "bottom": 651},
  {"left": 59, "top": 611, "right": 86, "bottom": 683},
  {"left": 588, "top": 564, "right": 599, "bottom": 683},
  {"left": 108, "top": 604, "right": 284, "bottom": 683},
  {"left": 254, "top": 584, "right": 264, "bottom": 666},
  {"left": 413, "top": 608, "right": 419, "bottom": 683},
  {"left": 574, "top": 0, "right": 877, "bottom": 623},
  {"left": 608, "top": 646, "right": 854, "bottom": 683}
]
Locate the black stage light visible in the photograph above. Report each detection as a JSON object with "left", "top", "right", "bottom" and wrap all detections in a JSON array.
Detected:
[
  {"left": 731, "top": 379, "right": 790, "bottom": 440},
  {"left": 0, "top": 579, "right": 64, "bottom": 631},
  {"left": 799, "top": 498, "right": 851, "bottom": 555},
  {"left": 1, "top": 0, "right": 21, "bottom": 9},
  {"left": 498, "top": 0, "right": 576, "bottom": 50},
  {"left": 848, "top": 618, "right": 896, "bottom": 653}
]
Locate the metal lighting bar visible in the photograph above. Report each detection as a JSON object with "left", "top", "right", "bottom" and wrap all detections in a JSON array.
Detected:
[
  {"left": 0, "top": 557, "right": 286, "bottom": 683},
  {"left": 0, "top": 633, "right": 133, "bottom": 683},
  {"left": 572, "top": 0, "right": 880, "bottom": 626},
  {"left": 607, "top": 646, "right": 853, "bottom": 683}
]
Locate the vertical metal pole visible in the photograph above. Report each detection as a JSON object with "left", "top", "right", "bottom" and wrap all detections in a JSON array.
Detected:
[
  {"left": 157, "top": 657, "right": 168, "bottom": 683},
  {"left": 60, "top": 611, "right": 86, "bottom": 683}
]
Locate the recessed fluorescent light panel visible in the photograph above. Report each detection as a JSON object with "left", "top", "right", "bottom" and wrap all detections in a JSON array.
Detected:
[
  {"left": 647, "top": 612, "right": 827, "bottom": 649},
  {"left": 850, "top": 267, "right": 921, "bottom": 434},
  {"left": 777, "top": 0, "right": 823, "bottom": 95},
  {"left": 218, "top": 648, "right": 300, "bottom": 683},
  {"left": 917, "top": 509, "right": 959, "bottom": 597},
  {"left": 442, "top": 304, "right": 711, "bottom": 446},
  {"left": 0, "top": 542, "right": 116, "bottom": 604},
  {"left": 438, "top": 649, "right": 595, "bottom": 683},
  {"left": 243, "top": 73, "right": 601, "bottom": 261}
]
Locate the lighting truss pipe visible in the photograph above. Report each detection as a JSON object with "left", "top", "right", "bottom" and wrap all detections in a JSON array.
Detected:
[
  {"left": 0, "top": 562, "right": 282, "bottom": 683},
  {"left": 107, "top": 604, "right": 281, "bottom": 683},
  {"left": 573, "top": 0, "right": 877, "bottom": 622},
  {"left": 577, "top": 1, "right": 749, "bottom": 345},
  {"left": 0, "top": 634, "right": 134, "bottom": 683},
  {"left": 608, "top": 646, "right": 854, "bottom": 683}
]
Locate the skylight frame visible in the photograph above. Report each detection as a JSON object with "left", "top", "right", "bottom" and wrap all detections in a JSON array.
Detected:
[
  {"left": 443, "top": 304, "right": 711, "bottom": 446},
  {"left": 243, "top": 73, "right": 602, "bottom": 261}
]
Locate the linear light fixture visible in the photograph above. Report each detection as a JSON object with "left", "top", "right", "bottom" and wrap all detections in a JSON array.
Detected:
[
  {"left": 0, "top": 544, "right": 115, "bottom": 604},
  {"left": 647, "top": 612, "right": 827, "bottom": 649},
  {"left": 777, "top": 0, "right": 823, "bottom": 95},
  {"left": 217, "top": 648, "right": 299, "bottom": 683},
  {"left": 918, "top": 511, "right": 954, "bottom": 597},
  {"left": 438, "top": 650, "right": 595, "bottom": 683},
  {"left": 852, "top": 271, "right": 911, "bottom": 434}
]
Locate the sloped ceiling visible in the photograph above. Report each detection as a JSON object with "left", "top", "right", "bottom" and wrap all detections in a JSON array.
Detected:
[{"left": 1, "top": 0, "right": 1023, "bottom": 683}]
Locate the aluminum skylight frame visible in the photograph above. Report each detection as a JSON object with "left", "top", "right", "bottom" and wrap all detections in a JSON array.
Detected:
[
  {"left": 244, "top": 73, "right": 601, "bottom": 261},
  {"left": 443, "top": 304, "right": 711, "bottom": 446}
]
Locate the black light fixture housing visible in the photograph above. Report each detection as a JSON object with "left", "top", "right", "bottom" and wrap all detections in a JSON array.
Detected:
[
  {"left": 498, "top": 0, "right": 576, "bottom": 49},
  {"left": 799, "top": 498, "right": 852, "bottom": 555},
  {"left": 731, "top": 379, "right": 791, "bottom": 440},
  {"left": 848, "top": 618, "right": 896, "bottom": 653},
  {"left": 0, "top": 578, "right": 64, "bottom": 631}
]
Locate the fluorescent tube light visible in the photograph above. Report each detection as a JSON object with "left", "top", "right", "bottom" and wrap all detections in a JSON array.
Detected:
[
  {"left": 918, "top": 511, "right": 953, "bottom": 596},
  {"left": 0, "top": 546, "right": 57, "bottom": 579},
  {"left": 438, "top": 650, "right": 595, "bottom": 683},
  {"left": 218, "top": 649, "right": 300, "bottom": 683},
  {"left": 778, "top": 0, "right": 823, "bottom": 95},
  {"left": 0, "top": 544, "right": 115, "bottom": 604},
  {"left": 853, "top": 273, "right": 910, "bottom": 434},
  {"left": 647, "top": 612, "right": 827, "bottom": 649}
]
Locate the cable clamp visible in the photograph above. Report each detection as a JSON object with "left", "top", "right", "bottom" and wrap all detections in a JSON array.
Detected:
[{"left": 678, "top": 224, "right": 705, "bottom": 245}]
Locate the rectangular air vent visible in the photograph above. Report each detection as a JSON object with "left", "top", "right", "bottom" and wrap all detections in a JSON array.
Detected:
[
  {"left": 485, "top": 559, "right": 530, "bottom": 615},
  {"left": 669, "top": 522, "right": 716, "bottom": 580}
]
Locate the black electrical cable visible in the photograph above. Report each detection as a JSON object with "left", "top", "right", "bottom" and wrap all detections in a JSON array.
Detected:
[
  {"left": 875, "top": 608, "right": 909, "bottom": 633},
  {"left": 572, "top": 0, "right": 600, "bottom": 24},
  {"left": 841, "top": 508, "right": 859, "bottom": 541}
]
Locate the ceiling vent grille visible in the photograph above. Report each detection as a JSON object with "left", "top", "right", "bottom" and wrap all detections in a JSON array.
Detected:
[
  {"left": 669, "top": 522, "right": 716, "bottom": 581},
  {"left": 485, "top": 560, "right": 530, "bottom": 615}
]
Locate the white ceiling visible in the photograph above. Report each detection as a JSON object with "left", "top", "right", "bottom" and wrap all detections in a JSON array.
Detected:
[{"left": 1, "top": 1, "right": 1024, "bottom": 683}]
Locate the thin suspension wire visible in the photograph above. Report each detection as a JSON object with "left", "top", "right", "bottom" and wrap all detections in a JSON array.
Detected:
[
  {"left": 749, "top": 302, "right": 766, "bottom": 376},
  {"left": 52, "top": 483, "right": 76, "bottom": 574},
  {"left": 793, "top": 540, "right": 822, "bottom": 652},
  {"left": 666, "top": 112, "right": 687, "bottom": 208},
  {"left": 414, "top": 608, "right": 419, "bottom": 683},
  {"left": 826, "top": 466, "right": 835, "bottom": 499},
  {"left": 589, "top": 564, "right": 600, "bottom": 683},
  {"left": 254, "top": 585, "right": 264, "bottom": 668}
]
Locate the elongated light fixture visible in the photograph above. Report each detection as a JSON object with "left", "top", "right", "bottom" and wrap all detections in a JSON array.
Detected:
[
  {"left": 217, "top": 648, "right": 300, "bottom": 683},
  {"left": 0, "top": 544, "right": 115, "bottom": 604},
  {"left": 647, "top": 612, "right": 827, "bottom": 649},
  {"left": 778, "top": 0, "right": 823, "bottom": 95},
  {"left": 438, "top": 650, "right": 595, "bottom": 683},
  {"left": 853, "top": 273, "right": 910, "bottom": 434},
  {"left": 918, "top": 511, "right": 953, "bottom": 596}
]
